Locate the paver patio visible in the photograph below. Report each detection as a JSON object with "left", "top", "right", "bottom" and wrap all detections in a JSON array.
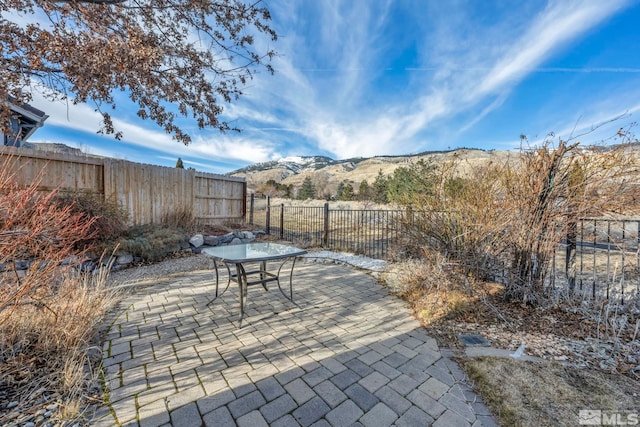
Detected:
[{"left": 92, "top": 261, "right": 497, "bottom": 426}]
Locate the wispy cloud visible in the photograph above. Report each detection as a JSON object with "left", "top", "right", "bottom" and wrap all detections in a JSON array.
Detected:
[
  {"left": 237, "top": 0, "right": 634, "bottom": 160},
  {"left": 474, "top": 1, "right": 629, "bottom": 98}
]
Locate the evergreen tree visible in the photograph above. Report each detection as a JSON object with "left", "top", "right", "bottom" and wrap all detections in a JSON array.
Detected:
[
  {"left": 386, "top": 159, "right": 437, "bottom": 204},
  {"left": 358, "top": 179, "right": 371, "bottom": 201},
  {"left": 340, "top": 183, "right": 355, "bottom": 201},
  {"left": 297, "top": 177, "right": 317, "bottom": 200},
  {"left": 358, "top": 180, "right": 371, "bottom": 201},
  {"left": 335, "top": 181, "right": 345, "bottom": 200},
  {"left": 372, "top": 170, "right": 389, "bottom": 204}
]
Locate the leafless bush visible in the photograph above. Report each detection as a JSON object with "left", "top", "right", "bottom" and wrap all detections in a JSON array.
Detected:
[
  {"left": 401, "top": 129, "right": 640, "bottom": 305},
  {"left": 54, "top": 192, "right": 128, "bottom": 244},
  {"left": 0, "top": 155, "right": 97, "bottom": 313}
]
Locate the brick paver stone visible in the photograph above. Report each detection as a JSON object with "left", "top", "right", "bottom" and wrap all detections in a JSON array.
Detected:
[
  {"left": 326, "top": 400, "right": 364, "bottom": 427},
  {"left": 169, "top": 402, "right": 201, "bottom": 427},
  {"left": 292, "top": 396, "right": 331, "bottom": 426},
  {"left": 237, "top": 410, "right": 270, "bottom": 427},
  {"left": 260, "top": 394, "right": 298, "bottom": 423},
  {"left": 359, "top": 402, "right": 398, "bottom": 427}
]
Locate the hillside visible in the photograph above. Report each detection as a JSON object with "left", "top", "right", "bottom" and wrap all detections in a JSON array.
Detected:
[{"left": 230, "top": 148, "right": 515, "bottom": 196}]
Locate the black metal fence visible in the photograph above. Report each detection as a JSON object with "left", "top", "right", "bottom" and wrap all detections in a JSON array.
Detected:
[
  {"left": 246, "top": 195, "right": 404, "bottom": 259},
  {"left": 553, "top": 218, "right": 640, "bottom": 303},
  {"left": 247, "top": 195, "right": 640, "bottom": 301}
]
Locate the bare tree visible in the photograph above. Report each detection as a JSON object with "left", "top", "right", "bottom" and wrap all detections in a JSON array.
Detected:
[{"left": 1, "top": 0, "right": 277, "bottom": 144}]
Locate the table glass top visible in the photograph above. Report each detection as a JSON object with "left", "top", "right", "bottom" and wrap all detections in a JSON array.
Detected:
[{"left": 202, "top": 242, "right": 307, "bottom": 263}]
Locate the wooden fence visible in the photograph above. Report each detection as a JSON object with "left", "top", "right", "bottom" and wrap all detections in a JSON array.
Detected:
[{"left": 1, "top": 146, "right": 246, "bottom": 225}]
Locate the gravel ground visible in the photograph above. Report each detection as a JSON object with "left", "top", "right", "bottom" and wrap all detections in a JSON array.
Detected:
[
  {"left": 107, "top": 253, "right": 217, "bottom": 286},
  {"left": 107, "top": 249, "right": 388, "bottom": 287}
]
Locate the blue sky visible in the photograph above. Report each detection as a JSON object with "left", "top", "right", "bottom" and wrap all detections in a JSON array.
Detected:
[{"left": 29, "top": 0, "right": 640, "bottom": 174}]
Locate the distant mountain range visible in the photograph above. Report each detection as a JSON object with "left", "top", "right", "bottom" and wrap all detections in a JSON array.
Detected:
[
  {"left": 21, "top": 141, "right": 86, "bottom": 156},
  {"left": 230, "top": 148, "right": 514, "bottom": 196}
]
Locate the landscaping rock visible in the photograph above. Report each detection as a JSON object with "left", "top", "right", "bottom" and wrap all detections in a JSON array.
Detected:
[
  {"left": 116, "top": 253, "right": 134, "bottom": 265},
  {"left": 218, "top": 233, "right": 235, "bottom": 244},
  {"left": 230, "top": 237, "right": 242, "bottom": 245},
  {"left": 204, "top": 235, "right": 219, "bottom": 246},
  {"left": 189, "top": 234, "right": 204, "bottom": 248},
  {"left": 80, "top": 260, "right": 96, "bottom": 272}
]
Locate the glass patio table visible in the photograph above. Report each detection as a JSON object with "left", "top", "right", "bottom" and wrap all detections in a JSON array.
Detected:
[{"left": 202, "top": 242, "right": 307, "bottom": 326}]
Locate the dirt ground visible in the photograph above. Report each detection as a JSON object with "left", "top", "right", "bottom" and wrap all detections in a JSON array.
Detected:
[{"left": 418, "top": 288, "right": 640, "bottom": 426}]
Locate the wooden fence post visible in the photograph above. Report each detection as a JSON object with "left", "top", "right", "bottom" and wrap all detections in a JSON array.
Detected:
[
  {"left": 323, "top": 202, "right": 329, "bottom": 247},
  {"left": 265, "top": 196, "right": 271, "bottom": 235}
]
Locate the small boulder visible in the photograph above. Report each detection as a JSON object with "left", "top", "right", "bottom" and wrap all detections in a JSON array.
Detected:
[
  {"left": 189, "top": 234, "right": 204, "bottom": 248},
  {"left": 116, "top": 253, "right": 134, "bottom": 265},
  {"left": 204, "top": 235, "right": 219, "bottom": 246},
  {"left": 230, "top": 237, "right": 242, "bottom": 245},
  {"left": 219, "top": 233, "right": 235, "bottom": 244}
]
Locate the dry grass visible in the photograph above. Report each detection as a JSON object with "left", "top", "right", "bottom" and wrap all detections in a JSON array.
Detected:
[
  {"left": 0, "top": 265, "right": 120, "bottom": 424},
  {"left": 162, "top": 204, "right": 197, "bottom": 233},
  {"left": 383, "top": 250, "right": 503, "bottom": 326},
  {"left": 461, "top": 357, "right": 639, "bottom": 427}
]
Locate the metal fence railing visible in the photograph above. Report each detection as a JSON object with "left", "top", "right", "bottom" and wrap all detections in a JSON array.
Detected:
[
  {"left": 246, "top": 195, "right": 404, "bottom": 259},
  {"left": 551, "top": 218, "right": 640, "bottom": 303},
  {"left": 246, "top": 195, "right": 640, "bottom": 302}
]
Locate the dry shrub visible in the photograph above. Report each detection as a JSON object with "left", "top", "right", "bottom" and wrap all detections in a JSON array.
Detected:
[
  {"left": 0, "top": 154, "right": 97, "bottom": 313},
  {"left": 54, "top": 192, "right": 128, "bottom": 243},
  {"left": 499, "top": 135, "right": 640, "bottom": 303},
  {"left": 383, "top": 249, "right": 495, "bottom": 325},
  {"left": 401, "top": 129, "right": 640, "bottom": 305},
  {"left": 402, "top": 156, "right": 509, "bottom": 278},
  {"left": 576, "top": 295, "right": 640, "bottom": 375},
  {"left": 0, "top": 153, "right": 120, "bottom": 423},
  {"left": 162, "top": 204, "right": 196, "bottom": 233}
]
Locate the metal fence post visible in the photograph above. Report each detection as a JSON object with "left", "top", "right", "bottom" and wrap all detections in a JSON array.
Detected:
[
  {"left": 323, "top": 202, "right": 329, "bottom": 247},
  {"left": 249, "top": 193, "right": 254, "bottom": 225},
  {"left": 280, "top": 204, "right": 284, "bottom": 240},
  {"left": 566, "top": 218, "right": 576, "bottom": 293},
  {"left": 266, "top": 196, "right": 271, "bottom": 235}
]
